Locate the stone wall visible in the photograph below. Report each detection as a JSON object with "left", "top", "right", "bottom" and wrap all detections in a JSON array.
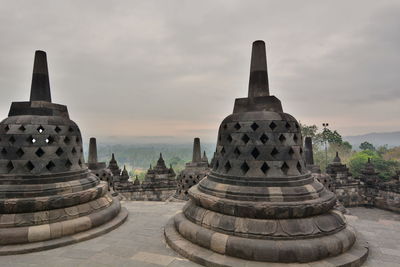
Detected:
[
  {"left": 119, "top": 188, "right": 175, "bottom": 201},
  {"left": 374, "top": 189, "right": 400, "bottom": 213},
  {"left": 335, "top": 185, "right": 366, "bottom": 207}
]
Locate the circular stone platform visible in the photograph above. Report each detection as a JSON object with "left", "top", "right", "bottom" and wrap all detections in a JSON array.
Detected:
[
  {"left": 0, "top": 206, "right": 128, "bottom": 255},
  {"left": 164, "top": 215, "right": 369, "bottom": 267}
]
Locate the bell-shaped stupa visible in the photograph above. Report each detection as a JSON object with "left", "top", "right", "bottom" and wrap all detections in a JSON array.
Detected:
[
  {"left": 174, "top": 138, "right": 210, "bottom": 200},
  {"left": 0, "top": 51, "right": 127, "bottom": 254},
  {"left": 87, "top": 137, "right": 114, "bottom": 191},
  {"left": 164, "top": 41, "right": 368, "bottom": 266}
]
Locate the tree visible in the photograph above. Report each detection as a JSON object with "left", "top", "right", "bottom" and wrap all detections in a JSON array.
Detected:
[
  {"left": 300, "top": 124, "right": 318, "bottom": 138},
  {"left": 359, "top": 141, "right": 375, "bottom": 151},
  {"left": 348, "top": 150, "right": 400, "bottom": 180}
]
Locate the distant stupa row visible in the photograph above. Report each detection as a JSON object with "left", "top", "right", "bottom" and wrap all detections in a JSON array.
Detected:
[{"left": 0, "top": 51, "right": 127, "bottom": 254}]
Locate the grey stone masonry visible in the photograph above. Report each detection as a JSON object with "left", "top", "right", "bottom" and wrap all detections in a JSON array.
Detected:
[
  {"left": 164, "top": 40, "right": 368, "bottom": 266},
  {"left": 0, "top": 51, "right": 127, "bottom": 254}
]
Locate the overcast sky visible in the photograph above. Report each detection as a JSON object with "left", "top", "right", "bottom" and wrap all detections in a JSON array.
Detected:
[{"left": 0, "top": 0, "right": 399, "bottom": 143}]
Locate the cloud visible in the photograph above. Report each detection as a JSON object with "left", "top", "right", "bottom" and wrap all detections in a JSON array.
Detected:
[{"left": 0, "top": 0, "right": 399, "bottom": 142}]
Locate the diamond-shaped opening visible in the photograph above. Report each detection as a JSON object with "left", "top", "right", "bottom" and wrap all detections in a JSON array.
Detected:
[
  {"left": 223, "top": 124, "right": 227, "bottom": 130},
  {"left": 45, "top": 136, "right": 54, "bottom": 144},
  {"left": 288, "top": 147, "right": 295, "bottom": 156},
  {"left": 234, "top": 147, "right": 241, "bottom": 157},
  {"left": 46, "top": 161, "right": 56, "bottom": 171},
  {"left": 78, "top": 159, "right": 82, "bottom": 166},
  {"left": 269, "top": 122, "right": 277, "bottom": 130},
  {"left": 19, "top": 125, "right": 26, "bottom": 131},
  {"left": 68, "top": 126, "right": 74, "bottom": 132},
  {"left": 76, "top": 137, "right": 80, "bottom": 143},
  {"left": 251, "top": 147, "right": 260, "bottom": 159},
  {"left": 16, "top": 148, "right": 24, "bottom": 158},
  {"left": 55, "top": 147, "right": 64, "bottom": 156},
  {"left": 261, "top": 162, "right": 270, "bottom": 174},
  {"left": 72, "top": 147, "right": 77, "bottom": 154},
  {"left": 251, "top": 122, "right": 259, "bottom": 131},
  {"left": 215, "top": 160, "right": 219, "bottom": 169},
  {"left": 4, "top": 125, "right": 10, "bottom": 132},
  {"left": 25, "top": 161, "right": 35, "bottom": 171},
  {"left": 65, "top": 159, "right": 73, "bottom": 169},
  {"left": 299, "top": 148, "right": 303, "bottom": 155},
  {"left": 241, "top": 134, "right": 250, "bottom": 144},
  {"left": 227, "top": 134, "right": 233, "bottom": 143},
  {"left": 6, "top": 161, "right": 14, "bottom": 172},
  {"left": 297, "top": 162, "right": 302, "bottom": 173},
  {"left": 37, "top": 125, "right": 44, "bottom": 134},
  {"left": 295, "top": 123, "right": 299, "bottom": 129},
  {"left": 35, "top": 148, "right": 45, "bottom": 157},
  {"left": 260, "top": 133, "right": 269, "bottom": 144},
  {"left": 281, "top": 162, "right": 289, "bottom": 175},
  {"left": 241, "top": 161, "right": 250, "bottom": 174},
  {"left": 221, "top": 147, "right": 225, "bottom": 156},
  {"left": 1, "top": 148, "right": 7, "bottom": 155},
  {"left": 271, "top": 147, "right": 279, "bottom": 157},
  {"left": 234, "top": 123, "right": 241, "bottom": 130},
  {"left": 285, "top": 122, "right": 291, "bottom": 130},
  {"left": 224, "top": 161, "right": 231, "bottom": 173},
  {"left": 54, "top": 126, "right": 62, "bottom": 133},
  {"left": 293, "top": 134, "right": 299, "bottom": 143},
  {"left": 64, "top": 136, "right": 71, "bottom": 144},
  {"left": 279, "top": 134, "right": 286, "bottom": 143},
  {"left": 9, "top": 136, "right": 16, "bottom": 144}
]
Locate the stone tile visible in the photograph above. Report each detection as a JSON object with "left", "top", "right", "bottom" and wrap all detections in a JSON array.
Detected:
[
  {"left": 59, "top": 248, "right": 97, "bottom": 260},
  {"left": 131, "top": 251, "right": 176, "bottom": 266},
  {"left": 0, "top": 203, "right": 398, "bottom": 267}
]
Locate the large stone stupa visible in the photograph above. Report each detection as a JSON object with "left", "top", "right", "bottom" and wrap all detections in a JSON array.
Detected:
[
  {"left": 0, "top": 51, "right": 127, "bottom": 254},
  {"left": 164, "top": 41, "right": 368, "bottom": 266}
]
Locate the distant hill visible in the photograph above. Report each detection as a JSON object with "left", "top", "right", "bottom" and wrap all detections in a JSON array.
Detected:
[{"left": 344, "top": 131, "right": 400, "bottom": 149}]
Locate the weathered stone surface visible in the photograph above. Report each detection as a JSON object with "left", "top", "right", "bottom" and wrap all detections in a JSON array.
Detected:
[
  {"left": 164, "top": 40, "right": 367, "bottom": 265},
  {"left": 174, "top": 138, "right": 210, "bottom": 200},
  {"left": 0, "top": 50, "right": 127, "bottom": 254}
]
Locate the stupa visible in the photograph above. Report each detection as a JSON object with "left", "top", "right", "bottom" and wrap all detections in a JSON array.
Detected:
[
  {"left": 164, "top": 41, "right": 368, "bottom": 266},
  {"left": 108, "top": 153, "right": 121, "bottom": 177},
  {"left": 0, "top": 51, "right": 127, "bottom": 254},
  {"left": 87, "top": 137, "right": 114, "bottom": 191},
  {"left": 140, "top": 153, "right": 176, "bottom": 201},
  {"left": 174, "top": 138, "right": 210, "bottom": 200},
  {"left": 360, "top": 158, "right": 379, "bottom": 207}
]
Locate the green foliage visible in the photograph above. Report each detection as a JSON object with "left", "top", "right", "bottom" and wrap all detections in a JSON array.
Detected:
[
  {"left": 348, "top": 150, "right": 400, "bottom": 180},
  {"left": 359, "top": 141, "right": 375, "bottom": 151},
  {"left": 322, "top": 128, "right": 343, "bottom": 145}
]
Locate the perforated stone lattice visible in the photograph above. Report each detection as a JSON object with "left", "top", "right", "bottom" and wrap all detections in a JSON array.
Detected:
[
  {"left": 0, "top": 123, "right": 85, "bottom": 174},
  {"left": 213, "top": 120, "right": 304, "bottom": 177}
]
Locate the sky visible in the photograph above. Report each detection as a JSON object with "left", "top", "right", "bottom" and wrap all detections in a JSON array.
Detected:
[{"left": 0, "top": 0, "right": 399, "bottom": 144}]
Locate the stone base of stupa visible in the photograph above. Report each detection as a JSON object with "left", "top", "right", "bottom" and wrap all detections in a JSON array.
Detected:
[
  {"left": 164, "top": 216, "right": 369, "bottom": 267},
  {"left": 0, "top": 200, "right": 128, "bottom": 255}
]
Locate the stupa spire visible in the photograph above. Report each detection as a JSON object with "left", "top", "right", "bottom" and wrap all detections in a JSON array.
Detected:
[
  {"left": 304, "top": 137, "right": 314, "bottom": 165},
  {"left": 88, "top": 137, "right": 98, "bottom": 164},
  {"left": 248, "top": 40, "right": 269, "bottom": 98},
  {"left": 30, "top": 50, "right": 52, "bottom": 102},
  {"left": 192, "top": 138, "right": 202, "bottom": 163}
]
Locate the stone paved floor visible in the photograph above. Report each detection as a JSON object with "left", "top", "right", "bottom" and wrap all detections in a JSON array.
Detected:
[{"left": 0, "top": 202, "right": 399, "bottom": 267}]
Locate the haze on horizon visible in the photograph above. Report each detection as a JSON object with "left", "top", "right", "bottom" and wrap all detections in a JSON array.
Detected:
[{"left": 0, "top": 0, "right": 399, "bottom": 144}]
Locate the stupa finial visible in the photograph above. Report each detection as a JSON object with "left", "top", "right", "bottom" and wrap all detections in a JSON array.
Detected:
[
  {"left": 88, "top": 137, "right": 98, "bottom": 164},
  {"left": 192, "top": 138, "right": 201, "bottom": 163},
  {"left": 30, "top": 50, "right": 52, "bottom": 102},
  {"left": 248, "top": 40, "right": 269, "bottom": 98}
]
